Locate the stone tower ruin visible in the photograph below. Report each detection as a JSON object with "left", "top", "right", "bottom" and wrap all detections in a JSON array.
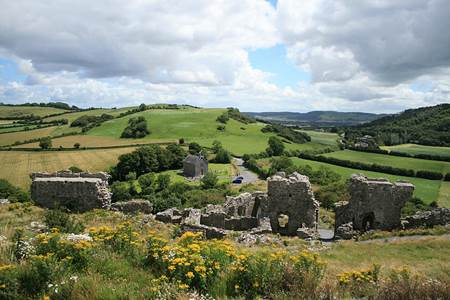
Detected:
[
  {"left": 335, "top": 174, "right": 415, "bottom": 233},
  {"left": 31, "top": 171, "right": 112, "bottom": 212},
  {"left": 266, "top": 172, "right": 319, "bottom": 236}
]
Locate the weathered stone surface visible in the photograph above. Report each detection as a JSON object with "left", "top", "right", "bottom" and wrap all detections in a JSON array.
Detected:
[
  {"left": 402, "top": 208, "right": 450, "bottom": 229},
  {"left": 267, "top": 172, "right": 319, "bottom": 236},
  {"left": 335, "top": 175, "right": 414, "bottom": 232},
  {"left": 155, "top": 208, "right": 182, "bottom": 224},
  {"left": 334, "top": 222, "right": 358, "bottom": 240},
  {"left": 182, "top": 208, "right": 202, "bottom": 225},
  {"left": 181, "top": 224, "right": 229, "bottom": 239},
  {"left": 110, "top": 199, "right": 153, "bottom": 214},
  {"left": 297, "top": 227, "right": 319, "bottom": 240},
  {"left": 250, "top": 217, "right": 272, "bottom": 234},
  {"left": 223, "top": 192, "right": 257, "bottom": 217},
  {"left": 236, "top": 233, "right": 281, "bottom": 246},
  {"left": 31, "top": 172, "right": 111, "bottom": 212}
]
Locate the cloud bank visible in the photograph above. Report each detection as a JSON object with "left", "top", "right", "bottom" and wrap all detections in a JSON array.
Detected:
[{"left": 0, "top": 0, "right": 449, "bottom": 112}]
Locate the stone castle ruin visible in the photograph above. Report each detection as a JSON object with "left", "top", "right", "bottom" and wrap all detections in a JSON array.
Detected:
[
  {"left": 156, "top": 172, "right": 320, "bottom": 239},
  {"left": 31, "top": 171, "right": 112, "bottom": 212},
  {"left": 335, "top": 174, "right": 415, "bottom": 238}
]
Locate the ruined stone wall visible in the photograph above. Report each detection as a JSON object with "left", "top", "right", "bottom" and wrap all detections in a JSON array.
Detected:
[
  {"left": 335, "top": 174, "right": 414, "bottom": 232},
  {"left": 31, "top": 172, "right": 111, "bottom": 212},
  {"left": 267, "top": 172, "right": 319, "bottom": 236}
]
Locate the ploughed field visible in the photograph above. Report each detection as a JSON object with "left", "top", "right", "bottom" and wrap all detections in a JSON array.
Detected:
[
  {"left": 323, "top": 149, "right": 450, "bottom": 174},
  {"left": 381, "top": 143, "right": 450, "bottom": 158}
]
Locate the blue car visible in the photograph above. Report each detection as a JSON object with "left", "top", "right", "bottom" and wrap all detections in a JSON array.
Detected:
[
  {"left": 236, "top": 176, "right": 244, "bottom": 180},
  {"left": 232, "top": 178, "right": 243, "bottom": 184}
]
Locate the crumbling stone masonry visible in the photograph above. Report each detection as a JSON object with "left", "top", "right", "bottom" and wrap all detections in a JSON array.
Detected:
[
  {"left": 31, "top": 171, "right": 111, "bottom": 212},
  {"left": 267, "top": 172, "right": 319, "bottom": 236},
  {"left": 335, "top": 174, "right": 414, "bottom": 235},
  {"left": 155, "top": 172, "right": 320, "bottom": 239}
]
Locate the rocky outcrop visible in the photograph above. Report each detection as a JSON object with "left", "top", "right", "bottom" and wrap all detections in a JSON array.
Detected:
[
  {"left": 111, "top": 199, "right": 153, "bottom": 214},
  {"left": 402, "top": 208, "right": 450, "bottom": 229},
  {"left": 31, "top": 171, "right": 111, "bottom": 212}
]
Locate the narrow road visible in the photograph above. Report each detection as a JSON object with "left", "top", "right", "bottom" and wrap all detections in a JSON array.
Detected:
[{"left": 232, "top": 158, "right": 259, "bottom": 184}]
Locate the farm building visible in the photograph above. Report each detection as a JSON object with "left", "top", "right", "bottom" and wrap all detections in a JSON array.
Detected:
[{"left": 183, "top": 154, "right": 208, "bottom": 177}]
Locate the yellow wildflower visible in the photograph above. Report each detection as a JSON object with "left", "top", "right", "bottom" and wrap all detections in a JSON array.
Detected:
[
  {"left": 186, "top": 271, "right": 194, "bottom": 279},
  {"left": 168, "top": 265, "right": 176, "bottom": 271},
  {"left": 179, "top": 283, "right": 189, "bottom": 289}
]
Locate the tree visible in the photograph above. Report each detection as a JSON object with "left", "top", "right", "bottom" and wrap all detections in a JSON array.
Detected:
[
  {"left": 266, "top": 136, "right": 284, "bottom": 156},
  {"left": 39, "top": 137, "right": 52, "bottom": 149},
  {"left": 121, "top": 116, "right": 150, "bottom": 138},
  {"left": 214, "top": 148, "right": 231, "bottom": 163},
  {"left": 166, "top": 143, "right": 187, "bottom": 168},
  {"left": 188, "top": 142, "right": 202, "bottom": 155},
  {"left": 201, "top": 172, "right": 218, "bottom": 189},
  {"left": 73, "top": 143, "right": 80, "bottom": 149},
  {"left": 156, "top": 174, "right": 171, "bottom": 191},
  {"left": 110, "top": 181, "right": 132, "bottom": 201},
  {"left": 138, "top": 103, "right": 147, "bottom": 111},
  {"left": 212, "top": 140, "right": 223, "bottom": 153}
]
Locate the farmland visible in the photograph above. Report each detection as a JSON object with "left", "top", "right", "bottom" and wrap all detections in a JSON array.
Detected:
[
  {"left": 87, "top": 108, "right": 335, "bottom": 155},
  {"left": 283, "top": 157, "right": 444, "bottom": 205},
  {"left": 323, "top": 149, "right": 450, "bottom": 174},
  {"left": 382, "top": 143, "right": 450, "bottom": 158},
  {"left": 0, "top": 105, "right": 68, "bottom": 118},
  {"left": 298, "top": 130, "right": 339, "bottom": 146},
  {"left": 160, "top": 163, "right": 237, "bottom": 185},
  {"left": 0, "top": 148, "right": 136, "bottom": 189}
]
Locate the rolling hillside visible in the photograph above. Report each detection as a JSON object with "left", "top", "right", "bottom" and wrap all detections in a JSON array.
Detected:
[
  {"left": 246, "top": 111, "right": 386, "bottom": 126},
  {"left": 346, "top": 103, "right": 450, "bottom": 146}
]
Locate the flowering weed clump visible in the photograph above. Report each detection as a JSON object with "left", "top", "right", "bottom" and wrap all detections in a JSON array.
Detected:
[
  {"left": 337, "top": 264, "right": 380, "bottom": 298},
  {"left": 227, "top": 249, "right": 326, "bottom": 299},
  {"left": 146, "top": 231, "right": 235, "bottom": 292}
]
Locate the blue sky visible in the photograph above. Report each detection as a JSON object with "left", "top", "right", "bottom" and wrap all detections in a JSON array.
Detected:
[
  {"left": 0, "top": 0, "right": 448, "bottom": 112},
  {"left": 0, "top": 58, "right": 26, "bottom": 84},
  {"left": 248, "top": 44, "right": 310, "bottom": 87}
]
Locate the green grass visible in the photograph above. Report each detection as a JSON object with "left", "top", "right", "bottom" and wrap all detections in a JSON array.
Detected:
[
  {"left": 43, "top": 107, "right": 132, "bottom": 123},
  {"left": 438, "top": 181, "right": 450, "bottom": 208},
  {"left": 381, "top": 143, "right": 450, "bottom": 158},
  {"left": 0, "top": 105, "right": 68, "bottom": 118},
  {"left": 0, "top": 124, "right": 42, "bottom": 133},
  {"left": 87, "top": 108, "right": 332, "bottom": 156},
  {"left": 298, "top": 130, "right": 339, "bottom": 146},
  {"left": 323, "top": 149, "right": 450, "bottom": 174},
  {"left": 288, "top": 157, "right": 443, "bottom": 204},
  {"left": 160, "top": 163, "right": 236, "bottom": 185}
]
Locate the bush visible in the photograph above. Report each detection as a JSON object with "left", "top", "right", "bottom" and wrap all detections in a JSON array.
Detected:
[
  {"left": 445, "top": 173, "right": 450, "bottom": 181},
  {"left": 267, "top": 136, "right": 285, "bottom": 156},
  {"left": 201, "top": 172, "right": 219, "bottom": 189},
  {"left": 73, "top": 142, "right": 80, "bottom": 149},
  {"left": 188, "top": 142, "right": 202, "bottom": 155},
  {"left": 416, "top": 170, "right": 443, "bottom": 180},
  {"left": 216, "top": 113, "right": 229, "bottom": 124},
  {"left": 121, "top": 116, "right": 150, "bottom": 138},
  {"left": 214, "top": 148, "right": 231, "bottom": 163},
  {"left": 262, "top": 124, "right": 310, "bottom": 144},
  {"left": 0, "top": 179, "right": 29, "bottom": 202},
  {"left": 43, "top": 209, "right": 85, "bottom": 233},
  {"left": 68, "top": 166, "right": 83, "bottom": 173},
  {"left": 39, "top": 136, "right": 52, "bottom": 149}
]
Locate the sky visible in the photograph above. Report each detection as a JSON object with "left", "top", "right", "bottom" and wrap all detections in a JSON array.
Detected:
[{"left": 0, "top": 0, "right": 449, "bottom": 113}]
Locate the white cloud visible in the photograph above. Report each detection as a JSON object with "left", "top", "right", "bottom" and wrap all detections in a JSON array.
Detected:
[{"left": 0, "top": 0, "right": 449, "bottom": 113}]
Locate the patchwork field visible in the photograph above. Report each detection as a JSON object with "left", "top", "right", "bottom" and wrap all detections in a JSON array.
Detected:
[
  {"left": 382, "top": 143, "right": 450, "bottom": 158},
  {"left": 87, "top": 108, "right": 334, "bottom": 156},
  {"left": 284, "top": 157, "right": 444, "bottom": 204},
  {"left": 0, "top": 148, "right": 136, "bottom": 189},
  {"left": 323, "top": 149, "right": 450, "bottom": 174},
  {"left": 0, "top": 126, "right": 67, "bottom": 146},
  {"left": 0, "top": 105, "right": 68, "bottom": 118}
]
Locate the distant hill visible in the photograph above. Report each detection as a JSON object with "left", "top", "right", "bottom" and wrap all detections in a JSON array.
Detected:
[
  {"left": 245, "top": 111, "right": 386, "bottom": 127},
  {"left": 345, "top": 103, "right": 450, "bottom": 146}
]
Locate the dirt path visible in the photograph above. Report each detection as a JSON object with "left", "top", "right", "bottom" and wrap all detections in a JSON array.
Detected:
[{"left": 232, "top": 157, "right": 259, "bottom": 184}]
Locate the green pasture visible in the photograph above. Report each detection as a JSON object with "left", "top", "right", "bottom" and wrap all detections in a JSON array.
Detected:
[
  {"left": 323, "top": 150, "right": 450, "bottom": 174},
  {"left": 159, "top": 163, "right": 236, "bottom": 185},
  {"left": 258, "top": 157, "right": 445, "bottom": 205},
  {"left": 0, "top": 105, "right": 68, "bottom": 118},
  {"left": 298, "top": 130, "right": 339, "bottom": 146},
  {"left": 381, "top": 143, "right": 450, "bottom": 158},
  {"left": 87, "top": 108, "right": 332, "bottom": 156}
]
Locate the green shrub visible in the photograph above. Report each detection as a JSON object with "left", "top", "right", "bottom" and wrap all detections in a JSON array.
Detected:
[
  {"left": 43, "top": 209, "right": 85, "bottom": 233},
  {"left": 39, "top": 136, "right": 52, "bottom": 149},
  {"left": 0, "top": 179, "right": 29, "bottom": 202},
  {"left": 201, "top": 172, "right": 219, "bottom": 189},
  {"left": 121, "top": 116, "right": 150, "bottom": 138}
]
